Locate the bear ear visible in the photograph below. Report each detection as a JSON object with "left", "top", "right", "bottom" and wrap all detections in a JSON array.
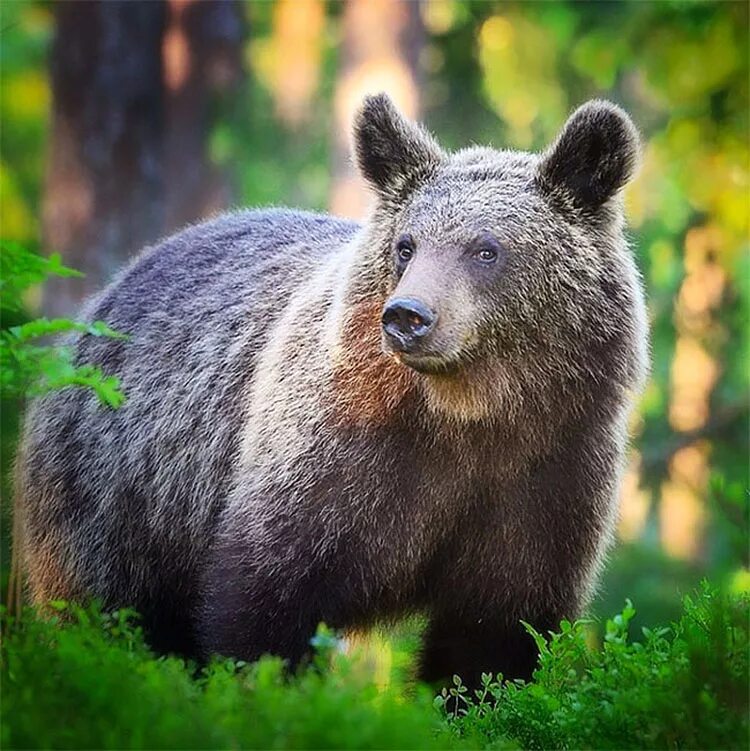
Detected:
[
  {"left": 353, "top": 93, "right": 445, "bottom": 201},
  {"left": 536, "top": 100, "right": 641, "bottom": 212}
]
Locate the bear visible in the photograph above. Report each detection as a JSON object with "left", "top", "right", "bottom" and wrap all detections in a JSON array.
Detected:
[{"left": 17, "top": 93, "right": 648, "bottom": 686}]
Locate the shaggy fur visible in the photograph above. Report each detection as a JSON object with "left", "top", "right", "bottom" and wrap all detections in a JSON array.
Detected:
[{"left": 18, "top": 94, "right": 648, "bottom": 685}]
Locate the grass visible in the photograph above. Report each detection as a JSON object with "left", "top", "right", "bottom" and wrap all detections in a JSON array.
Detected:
[{"left": 2, "top": 584, "right": 747, "bottom": 750}]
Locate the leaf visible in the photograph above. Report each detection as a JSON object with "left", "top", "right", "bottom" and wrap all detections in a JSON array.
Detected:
[
  {"left": 0, "top": 243, "right": 83, "bottom": 313},
  {"left": 521, "top": 620, "right": 550, "bottom": 657}
]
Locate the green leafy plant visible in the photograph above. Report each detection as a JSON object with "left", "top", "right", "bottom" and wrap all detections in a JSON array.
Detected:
[
  {"left": 0, "top": 241, "right": 125, "bottom": 406},
  {"left": 439, "top": 584, "right": 749, "bottom": 750},
  {"left": 1, "top": 603, "right": 465, "bottom": 751},
  {"left": 2, "top": 587, "right": 746, "bottom": 750}
]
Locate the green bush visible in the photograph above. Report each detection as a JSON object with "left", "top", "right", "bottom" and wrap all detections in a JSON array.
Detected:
[
  {"left": 0, "top": 241, "right": 124, "bottom": 406},
  {"left": 0, "top": 604, "right": 466, "bottom": 750},
  {"left": 2, "top": 586, "right": 747, "bottom": 750},
  {"left": 440, "top": 584, "right": 749, "bottom": 750}
]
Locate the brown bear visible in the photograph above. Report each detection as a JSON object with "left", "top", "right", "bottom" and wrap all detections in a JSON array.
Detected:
[{"left": 17, "top": 93, "right": 648, "bottom": 686}]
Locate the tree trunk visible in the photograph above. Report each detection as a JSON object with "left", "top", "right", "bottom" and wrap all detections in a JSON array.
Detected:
[
  {"left": 42, "top": 0, "right": 244, "bottom": 318},
  {"left": 162, "top": 0, "right": 245, "bottom": 230},
  {"left": 330, "top": 0, "right": 425, "bottom": 219}
]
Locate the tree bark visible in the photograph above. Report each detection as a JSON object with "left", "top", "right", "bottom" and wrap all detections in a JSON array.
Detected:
[
  {"left": 162, "top": 0, "right": 244, "bottom": 230},
  {"left": 42, "top": 0, "right": 166, "bottom": 317},
  {"left": 42, "top": 0, "right": 244, "bottom": 318}
]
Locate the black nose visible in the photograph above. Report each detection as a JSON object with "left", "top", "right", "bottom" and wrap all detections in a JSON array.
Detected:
[{"left": 382, "top": 297, "right": 437, "bottom": 350}]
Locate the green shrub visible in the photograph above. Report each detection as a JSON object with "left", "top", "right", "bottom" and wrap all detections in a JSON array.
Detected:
[
  {"left": 2, "top": 586, "right": 747, "bottom": 750},
  {"left": 440, "top": 584, "right": 749, "bottom": 750},
  {"left": 0, "top": 604, "right": 468, "bottom": 750},
  {"left": 0, "top": 240, "right": 124, "bottom": 406}
]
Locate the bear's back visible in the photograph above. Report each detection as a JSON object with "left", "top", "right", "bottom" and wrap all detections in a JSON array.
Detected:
[{"left": 84, "top": 208, "right": 359, "bottom": 339}]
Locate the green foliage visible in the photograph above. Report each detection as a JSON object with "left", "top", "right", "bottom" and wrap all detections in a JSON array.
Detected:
[
  {"left": 0, "top": 242, "right": 80, "bottom": 311},
  {"left": 439, "top": 585, "right": 749, "bottom": 750},
  {"left": 591, "top": 541, "right": 706, "bottom": 634},
  {"left": 0, "top": 1, "right": 51, "bottom": 247},
  {"left": 0, "top": 242, "right": 125, "bottom": 407},
  {"left": 1, "top": 604, "right": 463, "bottom": 751},
  {"left": 3, "top": 588, "right": 746, "bottom": 750}
]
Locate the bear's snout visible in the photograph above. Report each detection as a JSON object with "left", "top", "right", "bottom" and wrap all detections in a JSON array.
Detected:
[{"left": 381, "top": 297, "right": 437, "bottom": 352}]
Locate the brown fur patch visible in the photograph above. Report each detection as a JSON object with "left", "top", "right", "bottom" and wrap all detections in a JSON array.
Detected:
[
  {"left": 331, "top": 297, "right": 416, "bottom": 425},
  {"left": 425, "top": 368, "right": 501, "bottom": 423},
  {"left": 25, "top": 530, "right": 83, "bottom": 606}
]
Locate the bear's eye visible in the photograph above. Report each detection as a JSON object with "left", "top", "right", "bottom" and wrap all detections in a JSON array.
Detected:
[
  {"left": 476, "top": 247, "right": 498, "bottom": 263},
  {"left": 471, "top": 233, "right": 502, "bottom": 265},
  {"left": 395, "top": 236, "right": 415, "bottom": 264}
]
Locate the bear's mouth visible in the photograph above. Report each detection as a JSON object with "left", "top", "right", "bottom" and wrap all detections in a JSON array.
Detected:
[{"left": 391, "top": 351, "right": 461, "bottom": 376}]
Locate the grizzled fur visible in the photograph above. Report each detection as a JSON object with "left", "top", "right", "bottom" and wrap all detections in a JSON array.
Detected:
[{"left": 18, "top": 94, "right": 648, "bottom": 684}]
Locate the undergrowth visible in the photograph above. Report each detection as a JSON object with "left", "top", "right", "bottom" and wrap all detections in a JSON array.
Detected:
[
  {"left": 1, "top": 584, "right": 747, "bottom": 750},
  {"left": 0, "top": 240, "right": 125, "bottom": 406},
  {"left": 441, "top": 583, "right": 749, "bottom": 750}
]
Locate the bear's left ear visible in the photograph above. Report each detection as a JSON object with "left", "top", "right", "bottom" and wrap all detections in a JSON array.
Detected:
[
  {"left": 353, "top": 93, "right": 445, "bottom": 201},
  {"left": 536, "top": 100, "right": 641, "bottom": 212}
]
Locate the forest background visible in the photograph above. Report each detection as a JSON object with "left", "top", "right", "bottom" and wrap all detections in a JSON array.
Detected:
[{"left": 1, "top": 0, "right": 748, "bottom": 643}]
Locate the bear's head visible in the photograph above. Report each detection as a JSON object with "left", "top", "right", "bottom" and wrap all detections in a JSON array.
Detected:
[{"left": 348, "top": 94, "right": 648, "bottom": 423}]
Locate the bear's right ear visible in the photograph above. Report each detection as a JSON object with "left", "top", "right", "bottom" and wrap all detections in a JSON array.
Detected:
[
  {"left": 353, "top": 93, "right": 444, "bottom": 201},
  {"left": 536, "top": 100, "right": 641, "bottom": 213}
]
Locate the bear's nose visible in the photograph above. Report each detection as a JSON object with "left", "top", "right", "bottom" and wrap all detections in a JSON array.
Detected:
[{"left": 381, "top": 297, "right": 437, "bottom": 350}]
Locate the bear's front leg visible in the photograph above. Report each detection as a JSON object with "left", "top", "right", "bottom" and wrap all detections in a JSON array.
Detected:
[
  {"left": 419, "top": 609, "right": 558, "bottom": 688},
  {"left": 196, "top": 509, "right": 358, "bottom": 666}
]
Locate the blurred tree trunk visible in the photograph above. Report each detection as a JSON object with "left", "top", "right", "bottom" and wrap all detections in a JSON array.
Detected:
[
  {"left": 42, "top": 0, "right": 244, "bottom": 317},
  {"left": 42, "top": 1, "right": 166, "bottom": 317},
  {"left": 330, "top": 0, "right": 424, "bottom": 219},
  {"left": 162, "top": 0, "right": 244, "bottom": 229}
]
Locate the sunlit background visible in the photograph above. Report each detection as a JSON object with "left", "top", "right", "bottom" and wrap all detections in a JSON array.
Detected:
[{"left": 1, "top": 0, "right": 748, "bottom": 632}]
